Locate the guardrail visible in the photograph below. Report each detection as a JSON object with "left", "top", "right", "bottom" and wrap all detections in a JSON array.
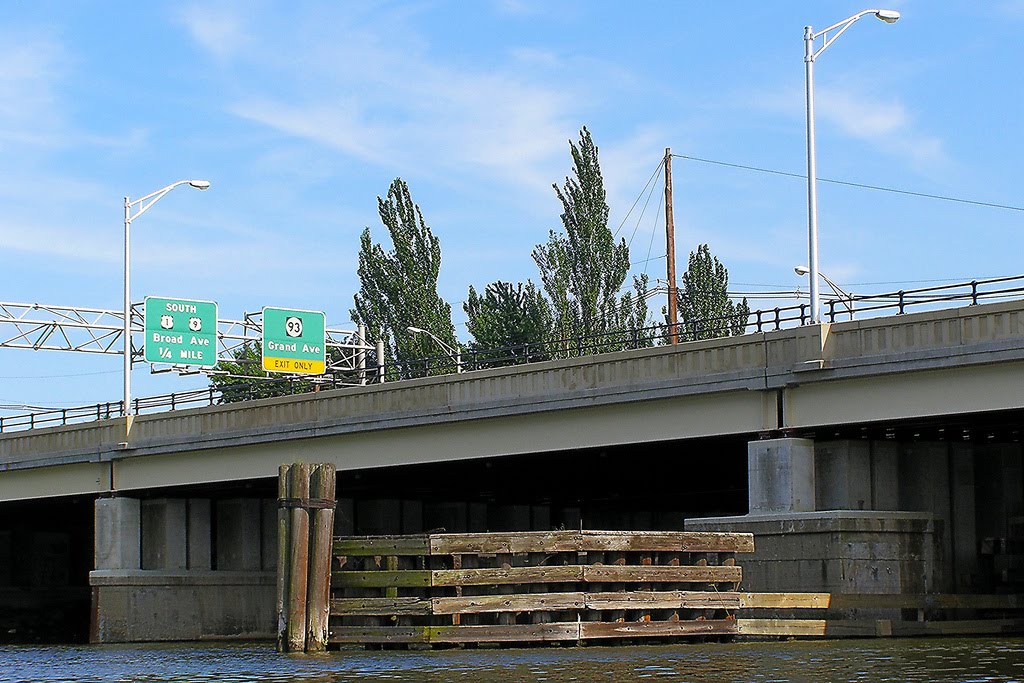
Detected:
[{"left": 4, "top": 274, "right": 1024, "bottom": 434}]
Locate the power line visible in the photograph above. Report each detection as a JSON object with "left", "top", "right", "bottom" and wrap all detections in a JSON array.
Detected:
[
  {"left": 673, "top": 154, "right": 1024, "bottom": 213},
  {"left": 0, "top": 369, "right": 119, "bottom": 380},
  {"left": 613, "top": 159, "right": 664, "bottom": 239}
]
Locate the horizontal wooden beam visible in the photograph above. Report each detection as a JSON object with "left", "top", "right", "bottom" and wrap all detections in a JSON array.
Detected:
[
  {"left": 331, "top": 570, "right": 430, "bottom": 588},
  {"left": 426, "top": 530, "right": 754, "bottom": 555},
  {"left": 333, "top": 536, "right": 430, "bottom": 556},
  {"left": 328, "top": 619, "right": 740, "bottom": 645}
]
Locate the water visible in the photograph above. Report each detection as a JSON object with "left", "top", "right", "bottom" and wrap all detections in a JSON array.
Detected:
[{"left": 3, "top": 639, "right": 1024, "bottom": 683}]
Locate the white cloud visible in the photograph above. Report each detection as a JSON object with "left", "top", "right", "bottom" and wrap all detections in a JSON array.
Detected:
[
  {"left": 177, "top": 3, "right": 604, "bottom": 202},
  {"left": 751, "top": 83, "right": 946, "bottom": 170},
  {"left": 177, "top": 4, "right": 253, "bottom": 61},
  {"left": 0, "top": 36, "right": 65, "bottom": 147},
  {"left": 816, "top": 88, "right": 907, "bottom": 137}
]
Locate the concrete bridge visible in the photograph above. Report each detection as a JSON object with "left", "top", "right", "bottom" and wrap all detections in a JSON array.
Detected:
[{"left": 2, "top": 299, "right": 1024, "bottom": 642}]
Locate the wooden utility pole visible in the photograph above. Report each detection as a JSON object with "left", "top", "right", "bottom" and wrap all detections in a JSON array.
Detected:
[{"left": 664, "top": 148, "right": 678, "bottom": 344}]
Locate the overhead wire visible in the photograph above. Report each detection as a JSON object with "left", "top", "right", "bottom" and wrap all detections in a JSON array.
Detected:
[
  {"left": 673, "top": 154, "right": 1024, "bottom": 213},
  {"left": 612, "top": 159, "right": 665, "bottom": 239}
]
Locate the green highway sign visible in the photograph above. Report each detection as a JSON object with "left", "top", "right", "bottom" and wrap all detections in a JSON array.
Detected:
[
  {"left": 262, "top": 307, "right": 326, "bottom": 375},
  {"left": 144, "top": 296, "right": 218, "bottom": 367}
]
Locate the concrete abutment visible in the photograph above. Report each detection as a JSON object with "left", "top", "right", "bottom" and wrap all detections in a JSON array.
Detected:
[{"left": 689, "top": 436, "right": 1024, "bottom": 606}]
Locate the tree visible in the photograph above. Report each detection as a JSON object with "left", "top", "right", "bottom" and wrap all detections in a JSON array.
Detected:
[
  {"left": 532, "top": 126, "right": 649, "bottom": 355},
  {"left": 351, "top": 178, "right": 457, "bottom": 378},
  {"left": 209, "top": 342, "right": 312, "bottom": 403},
  {"left": 464, "top": 280, "right": 552, "bottom": 366},
  {"left": 666, "top": 243, "right": 750, "bottom": 342}
]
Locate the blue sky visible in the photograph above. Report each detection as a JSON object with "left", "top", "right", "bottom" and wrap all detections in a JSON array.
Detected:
[{"left": 2, "top": 1, "right": 1022, "bottom": 412}]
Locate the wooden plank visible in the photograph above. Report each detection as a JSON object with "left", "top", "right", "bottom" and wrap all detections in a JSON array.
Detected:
[
  {"left": 329, "top": 597, "right": 431, "bottom": 616},
  {"left": 331, "top": 570, "right": 431, "bottom": 589},
  {"left": 585, "top": 591, "right": 742, "bottom": 611},
  {"left": 578, "top": 531, "right": 754, "bottom": 554},
  {"left": 739, "top": 592, "right": 831, "bottom": 609},
  {"left": 580, "top": 619, "right": 738, "bottom": 639},
  {"left": 429, "top": 531, "right": 584, "bottom": 554},
  {"left": 431, "top": 592, "right": 584, "bottom": 615},
  {"left": 329, "top": 626, "right": 431, "bottom": 644},
  {"left": 432, "top": 565, "right": 584, "bottom": 586},
  {"left": 424, "top": 530, "right": 755, "bottom": 555},
  {"left": 737, "top": 618, "right": 828, "bottom": 637},
  {"left": 583, "top": 565, "right": 742, "bottom": 584},
  {"left": 428, "top": 623, "right": 582, "bottom": 643},
  {"left": 333, "top": 535, "right": 430, "bottom": 556}
]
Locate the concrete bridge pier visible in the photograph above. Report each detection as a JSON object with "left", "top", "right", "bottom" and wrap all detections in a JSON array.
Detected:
[
  {"left": 90, "top": 495, "right": 276, "bottom": 643},
  {"left": 689, "top": 436, "right": 1024, "bottom": 604}
]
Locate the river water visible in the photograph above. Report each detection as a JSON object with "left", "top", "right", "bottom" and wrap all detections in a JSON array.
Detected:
[{"left": 3, "top": 638, "right": 1024, "bottom": 683}]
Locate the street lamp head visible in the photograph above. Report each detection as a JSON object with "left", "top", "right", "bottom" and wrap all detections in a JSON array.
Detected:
[
  {"left": 874, "top": 9, "right": 900, "bottom": 23},
  {"left": 794, "top": 265, "right": 810, "bottom": 276},
  {"left": 188, "top": 180, "right": 211, "bottom": 190},
  {"left": 407, "top": 326, "right": 425, "bottom": 334}
]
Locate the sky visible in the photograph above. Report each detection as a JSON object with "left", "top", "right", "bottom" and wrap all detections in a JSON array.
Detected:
[{"left": 1, "top": 0, "right": 1022, "bottom": 414}]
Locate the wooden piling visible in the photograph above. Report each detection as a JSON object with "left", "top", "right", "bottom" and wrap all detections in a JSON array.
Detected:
[
  {"left": 287, "top": 462, "right": 311, "bottom": 652},
  {"left": 275, "top": 464, "right": 291, "bottom": 652},
  {"left": 306, "top": 463, "right": 336, "bottom": 652}
]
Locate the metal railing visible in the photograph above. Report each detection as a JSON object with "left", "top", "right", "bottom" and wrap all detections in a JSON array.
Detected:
[{"left": 4, "top": 274, "right": 1024, "bottom": 434}]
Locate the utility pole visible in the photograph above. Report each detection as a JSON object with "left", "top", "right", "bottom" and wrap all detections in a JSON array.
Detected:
[{"left": 664, "top": 148, "right": 678, "bottom": 344}]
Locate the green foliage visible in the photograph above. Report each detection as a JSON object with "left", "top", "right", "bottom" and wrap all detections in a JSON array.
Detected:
[
  {"left": 351, "top": 178, "right": 457, "bottom": 378},
  {"left": 532, "top": 126, "right": 649, "bottom": 355},
  {"left": 210, "top": 342, "right": 312, "bottom": 403},
  {"left": 464, "top": 280, "right": 552, "bottom": 366},
  {"left": 666, "top": 243, "right": 750, "bottom": 342}
]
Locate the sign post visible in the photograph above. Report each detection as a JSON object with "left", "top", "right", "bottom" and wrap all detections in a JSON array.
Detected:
[
  {"left": 262, "top": 307, "right": 326, "bottom": 375},
  {"left": 144, "top": 296, "right": 218, "bottom": 367}
]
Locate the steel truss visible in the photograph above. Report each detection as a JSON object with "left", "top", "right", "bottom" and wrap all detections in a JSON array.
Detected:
[{"left": 0, "top": 301, "right": 376, "bottom": 383}]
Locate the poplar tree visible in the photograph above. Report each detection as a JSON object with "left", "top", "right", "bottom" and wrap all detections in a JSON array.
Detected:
[
  {"left": 532, "top": 127, "right": 649, "bottom": 354},
  {"left": 668, "top": 243, "right": 750, "bottom": 342},
  {"left": 351, "top": 178, "right": 457, "bottom": 377},
  {"left": 464, "top": 280, "right": 552, "bottom": 366}
]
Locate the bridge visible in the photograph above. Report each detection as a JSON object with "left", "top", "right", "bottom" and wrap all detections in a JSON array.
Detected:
[{"left": 2, "top": 299, "right": 1024, "bottom": 642}]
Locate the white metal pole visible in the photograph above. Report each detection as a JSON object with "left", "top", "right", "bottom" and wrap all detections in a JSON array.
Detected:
[
  {"left": 123, "top": 196, "right": 132, "bottom": 431},
  {"left": 804, "top": 25, "right": 821, "bottom": 325}
]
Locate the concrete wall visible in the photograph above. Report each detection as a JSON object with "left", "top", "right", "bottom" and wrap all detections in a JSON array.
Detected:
[
  {"left": 91, "top": 496, "right": 275, "bottom": 643},
  {"left": 691, "top": 437, "right": 1024, "bottom": 600}
]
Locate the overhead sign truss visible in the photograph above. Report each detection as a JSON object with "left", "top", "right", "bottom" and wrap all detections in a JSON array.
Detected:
[{"left": 0, "top": 300, "right": 375, "bottom": 381}]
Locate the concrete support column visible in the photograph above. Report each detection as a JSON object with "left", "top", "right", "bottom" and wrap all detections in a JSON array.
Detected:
[
  {"left": 95, "top": 497, "right": 140, "bottom": 570},
  {"left": 187, "top": 499, "right": 212, "bottom": 570},
  {"left": 949, "top": 443, "right": 978, "bottom": 591},
  {"left": 215, "top": 498, "right": 261, "bottom": 571},
  {"left": 468, "top": 503, "right": 488, "bottom": 533},
  {"left": 355, "top": 499, "right": 401, "bottom": 535},
  {"left": 975, "top": 443, "right": 1024, "bottom": 539},
  {"left": 141, "top": 499, "right": 187, "bottom": 570},
  {"left": 815, "top": 440, "right": 871, "bottom": 510},
  {"left": 869, "top": 441, "right": 900, "bottom": 511},
  {"left": 490, "top": 504, "right": 531, "bottom": 532},
  {"left": 260, "top": 499, "right": 277, "bottom": 572},
  {"left": 401, "top": 500, "right": 424, "bottom": 534},
  {"left": 748, "top": 438, "right": 815, "bottom": 514},
  {"left": 424, "top": 501, "right": 468, "bottom": 533},
  {"left": 899, "top": 442, "right": 952, "bottom": 592}
]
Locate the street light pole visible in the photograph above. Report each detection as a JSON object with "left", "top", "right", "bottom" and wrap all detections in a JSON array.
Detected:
[
  {"left": 795, "top": 265, "right": 855, "bottom": 320},
  {"left": 804, "top": 9, "right": 899, "bottom": 323},
  {"left": 123, "top": 179, "right": 210, "bottom": 438},
  {"left": 407, "top": 326, "right": 462, "bottom": 374}
]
